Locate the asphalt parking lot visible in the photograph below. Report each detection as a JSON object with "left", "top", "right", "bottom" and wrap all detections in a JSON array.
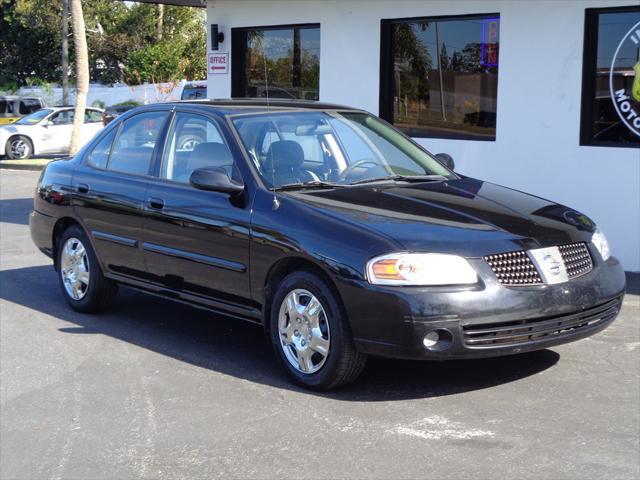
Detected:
[{"left": 1, "top": 169, "right": 639, "bottom": 480}]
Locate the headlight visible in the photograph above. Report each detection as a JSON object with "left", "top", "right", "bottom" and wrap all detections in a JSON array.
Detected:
[
  {"left": 366, "top": 252, "right": 477, "bottom": 286},
  {"left": 592, "top": 228, "right": 610, "bottom": 261}
]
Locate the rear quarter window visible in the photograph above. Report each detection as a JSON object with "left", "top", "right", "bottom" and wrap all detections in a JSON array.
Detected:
[{"left": 87, "top": 129, "right": 117, "bottom": 169}]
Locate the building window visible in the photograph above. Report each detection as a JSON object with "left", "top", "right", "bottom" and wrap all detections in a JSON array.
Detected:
[
  {"left": 581, "top": 6, "right": 640, "bottom": 147},
  {"left": 380, "top": 14, "right": 500, "bottom": 141},
  {"left": 231, "top": 24, "right": 320, "bottom": 101}
]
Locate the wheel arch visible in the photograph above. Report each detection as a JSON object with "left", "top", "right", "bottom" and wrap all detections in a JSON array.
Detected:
[
  {"left": 51, "top": 217, "right": 84, "bottom": 269},
  {"left": 262, "top": 255, "right": 347, "bottom": 334},
  {"left": 6, "top": 134, "right": 35, "bottom": 157}
]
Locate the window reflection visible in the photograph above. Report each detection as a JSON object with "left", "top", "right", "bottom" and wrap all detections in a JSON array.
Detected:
[
  {"left": 237, "top": 25, "right": 320, "bottom": 101},
  {"left": 583, "top": 8, "right": 640, "bottom": 146},
  {"left": 389, "top": 15, "right": 499, "bottom": 140}
]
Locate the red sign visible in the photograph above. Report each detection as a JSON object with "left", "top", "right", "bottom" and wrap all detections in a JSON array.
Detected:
[
  {"left": 481, "top": 18, "right": 500, "bottom": 67},
  {"left": 208, "top": 52, "right": 228, "bottom": 75}
]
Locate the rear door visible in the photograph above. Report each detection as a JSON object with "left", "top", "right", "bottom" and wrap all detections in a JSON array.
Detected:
[
  {"left": 82, "top": 109, "right": 104, "bottom": 145},
  {"left": 141, "top": 110, "right": 255, "bottom": 314},
  {"left": 72, "top": 109, "right": 170, "bottom": 278}
]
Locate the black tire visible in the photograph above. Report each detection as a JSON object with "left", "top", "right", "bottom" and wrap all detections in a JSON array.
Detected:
[
  {"left": 270, "top": 271, "right": 367, "bottom": 390},
  {"left": 178, "top": 135, "right": 202, "bottom": 151},
  {"left": 56, "top": 224, "right": 118, "bottom": 313},
  {"left": 5, "top": 135, "right": 33, "bottom": 160}
]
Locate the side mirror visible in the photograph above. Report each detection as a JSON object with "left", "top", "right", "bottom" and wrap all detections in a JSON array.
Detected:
[
  {"left": 435, "top": 153, "right": 455, "bottom": 171},
  {"left": 190, "top": 167, "right": 244, "bottom": 195},
  {"left": 43, "top": 120, "right": 54, "bottom": 127}
]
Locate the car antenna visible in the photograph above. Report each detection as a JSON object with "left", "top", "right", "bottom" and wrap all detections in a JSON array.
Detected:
[{"left": 262, "top": 45, "right": 280, "bottom": 210}]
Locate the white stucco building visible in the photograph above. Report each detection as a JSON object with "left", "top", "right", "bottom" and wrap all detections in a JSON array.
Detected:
[{"left": 144, "top": 0, "right": 640, "bottom": 271}]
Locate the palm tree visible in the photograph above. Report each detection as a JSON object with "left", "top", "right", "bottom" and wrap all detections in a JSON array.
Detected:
[
  {"left": 61, "top": 0, "right": 69, "bottom": 105},
  {"left": 68, "top": 0, "right": 88, "bottom": 156}
]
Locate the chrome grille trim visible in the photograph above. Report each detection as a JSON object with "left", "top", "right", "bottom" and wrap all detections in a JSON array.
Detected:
[
  {"left": 485, "top": 242, "right": 593, "bottom": 286},
  {"left": 558, "top": 242, "right": 593, "bottom": 278},
  {"left": 462, "top": 297, "right": 621, "bottom": 348},
  {"left": 484, "top": 251, "right": 543, "bottom": 286}
]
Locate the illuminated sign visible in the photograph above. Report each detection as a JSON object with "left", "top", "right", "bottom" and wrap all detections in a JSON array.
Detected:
[
  {"left": 609, "top": 21, "right": 640, "bottom": 137},
  {"left": 481, "top": 18, "right": 500, "bottom": 67}
]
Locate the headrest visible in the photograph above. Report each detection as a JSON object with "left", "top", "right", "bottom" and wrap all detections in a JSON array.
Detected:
[
  {"left": 265, "top": 140, "right": 305, "bottom": 169},
  {"left": 188, "top": 142, "right": 233, "bottom": 171}
]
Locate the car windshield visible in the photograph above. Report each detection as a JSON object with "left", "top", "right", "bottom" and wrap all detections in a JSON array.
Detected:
[
  {"left": 15, "top": 108, "right": 52, "bottom": 125},
  {"left": 231, "top": 111, "right": 453, "bottom": 188}
]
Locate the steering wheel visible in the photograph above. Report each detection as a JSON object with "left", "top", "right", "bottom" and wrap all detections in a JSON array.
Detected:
[{"left": 340, "top": 159, "right": 384, "bottom": 180}]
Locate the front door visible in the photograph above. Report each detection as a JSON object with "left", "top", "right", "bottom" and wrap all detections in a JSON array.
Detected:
[
  {"left": 142, "top": 111, "right": 254, "bottom": 314},
  {"left": 41, "top": 109, "right": 74, "bottom": 153},
  {"left": 72, "top": 110, "right": 169, "bottom": 278}
]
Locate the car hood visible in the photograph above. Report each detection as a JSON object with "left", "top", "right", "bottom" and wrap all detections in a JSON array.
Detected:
[{"left": 286, "top": 177, "right": 597, "bottom": 257}]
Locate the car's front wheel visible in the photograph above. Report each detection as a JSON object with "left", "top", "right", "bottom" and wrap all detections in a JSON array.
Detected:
[
  {"left": 57, "top": 225, "right": 118, "bottom": 312},
  {"left": 5, "top": 135, "right": 33, "bottom": 160},
  {"left": 270, "top": 271, "right": 367, "bottom": 390}
]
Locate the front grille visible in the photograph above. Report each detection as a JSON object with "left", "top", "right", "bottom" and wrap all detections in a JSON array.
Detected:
[
  {"left": 462, "top": 298, "right": 621, "bottom": 348},
  {"left": 484, "top": 251, "right": 543, "bottom": 286},
  {"left": 559, "top": 242, "right": 593, "bottom": 278}
]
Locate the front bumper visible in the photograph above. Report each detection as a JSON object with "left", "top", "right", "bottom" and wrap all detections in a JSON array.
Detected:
[{"left": 341, "top": 250, "right": 626, "bottom": 360}]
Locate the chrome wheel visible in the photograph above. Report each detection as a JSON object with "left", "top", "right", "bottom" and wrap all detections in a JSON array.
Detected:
[
  {"left": 10, "top": 139, "right": 30, "bottom": 159},
  {"left": 60, "top": 237, "right": 90, "bottom": 300},
  {"left": 278, "top": 289, "right": 331, "bottom": 374},
  {"left": 179, "top": 137, "right": 201, "bottom": 151}
]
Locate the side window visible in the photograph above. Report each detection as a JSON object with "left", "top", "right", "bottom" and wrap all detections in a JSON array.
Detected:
[
  {"left": 50, "top": 110, "right": 74, "bottom": 125},
  {"left": 108, "top": 111, "right": 167, "bottom": 176},
  {"left": 19, "top": 99, "right": 42, "bottom": 115},
  {"left": 84, "top": 110, "right": 102, "bottom": 123},
  {"left": 87, "top": 128, "right": 117, "bottom": 169},
  {"left": 160, "top": 112, "right": 235, "bottom": 183}
]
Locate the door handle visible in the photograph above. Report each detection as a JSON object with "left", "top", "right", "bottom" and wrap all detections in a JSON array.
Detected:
[
  {"left": 77, "top": 183, "right": 89, "bottom": 194},
  {"left": 147, "top": 197, "right": 165, "bottom": 210}
]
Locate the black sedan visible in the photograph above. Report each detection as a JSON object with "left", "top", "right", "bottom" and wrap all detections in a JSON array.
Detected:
[{"left": 29, "top": 99, "right": 626, "bottom": 390}]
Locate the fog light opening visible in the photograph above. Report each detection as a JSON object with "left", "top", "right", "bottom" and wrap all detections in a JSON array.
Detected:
[{"left": 423, "top": 329, "right": 453, "bottom": 352}]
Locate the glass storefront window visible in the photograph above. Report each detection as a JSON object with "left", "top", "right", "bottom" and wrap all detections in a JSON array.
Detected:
[
  {"left": 231, "top": 24, "right": 320, "bottom": 101},
  {"left": 581, "top": 6, "right": 640, "bottom": 147},
  {"left": 380, "top": 14, "right": 500, "bottom": 141}
]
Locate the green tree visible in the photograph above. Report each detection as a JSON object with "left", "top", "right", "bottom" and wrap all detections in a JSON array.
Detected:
[{"left": 0, "top": 0, "right": 206, "bottom": 88}]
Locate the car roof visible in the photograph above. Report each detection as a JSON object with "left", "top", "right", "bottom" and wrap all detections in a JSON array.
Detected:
[
  {"left": 48, "top": 106, "right": 103, "bottom": 112},
  {"left": 160, "top": 98, "right": 364, "bottom": 116},
  {"left": 0, "top": 96, "right": 43, "bottom": 101}
]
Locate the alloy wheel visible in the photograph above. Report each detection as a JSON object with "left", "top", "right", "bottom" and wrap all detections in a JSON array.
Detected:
[
  {"left": 278, "top": 288, "right": 331, "bottom": 374},
  {"left": 60, "top": 237, "right": 90, "bottom": 300},
  {"left": 10, "top": 139, "right": 30, "bottom": 159}
]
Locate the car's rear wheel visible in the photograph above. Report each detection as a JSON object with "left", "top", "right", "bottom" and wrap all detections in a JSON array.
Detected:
[
  {"left": 57, "top": 225, "right": 118, "bottom": 312},
  {"left": 270, "top": 271, "right": 367, "bottom": 390},
  {"left": 6, "top": 135, "right": 33, "bottom": 160}
]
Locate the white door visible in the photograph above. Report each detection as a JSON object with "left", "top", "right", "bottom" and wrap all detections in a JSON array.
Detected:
[{"left": 42, "top": 110, "right": 74, "bottom": 153}]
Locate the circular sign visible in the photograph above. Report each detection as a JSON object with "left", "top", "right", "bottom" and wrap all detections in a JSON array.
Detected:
[{"left": 609, "top": 21, "right": 640, "bottom": 137}]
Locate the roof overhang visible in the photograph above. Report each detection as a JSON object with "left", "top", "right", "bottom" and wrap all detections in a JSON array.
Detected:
[{"left": 117, "top": 0, "right": 205, "bottom": 7}]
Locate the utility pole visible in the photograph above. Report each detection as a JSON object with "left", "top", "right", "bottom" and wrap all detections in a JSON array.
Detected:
[{"left": 61, "top": 0, "right": 69, "bottom": 105}]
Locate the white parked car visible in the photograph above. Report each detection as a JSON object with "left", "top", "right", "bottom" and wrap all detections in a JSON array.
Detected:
[{"left": 0, "top": 106, "right": 104, "bottom": 160}]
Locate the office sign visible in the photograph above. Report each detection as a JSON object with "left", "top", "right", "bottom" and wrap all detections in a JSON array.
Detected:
[{"left": 208, "top": 52, "right": 229, "bottom": 75}]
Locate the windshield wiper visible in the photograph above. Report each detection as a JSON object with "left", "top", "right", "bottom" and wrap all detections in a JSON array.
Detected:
[
  {"left": 349, "top": 174, "right": 447, "bottom": 186},
  {"left": 273, "top": 180, "right": 343, "bottom": 192}
]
